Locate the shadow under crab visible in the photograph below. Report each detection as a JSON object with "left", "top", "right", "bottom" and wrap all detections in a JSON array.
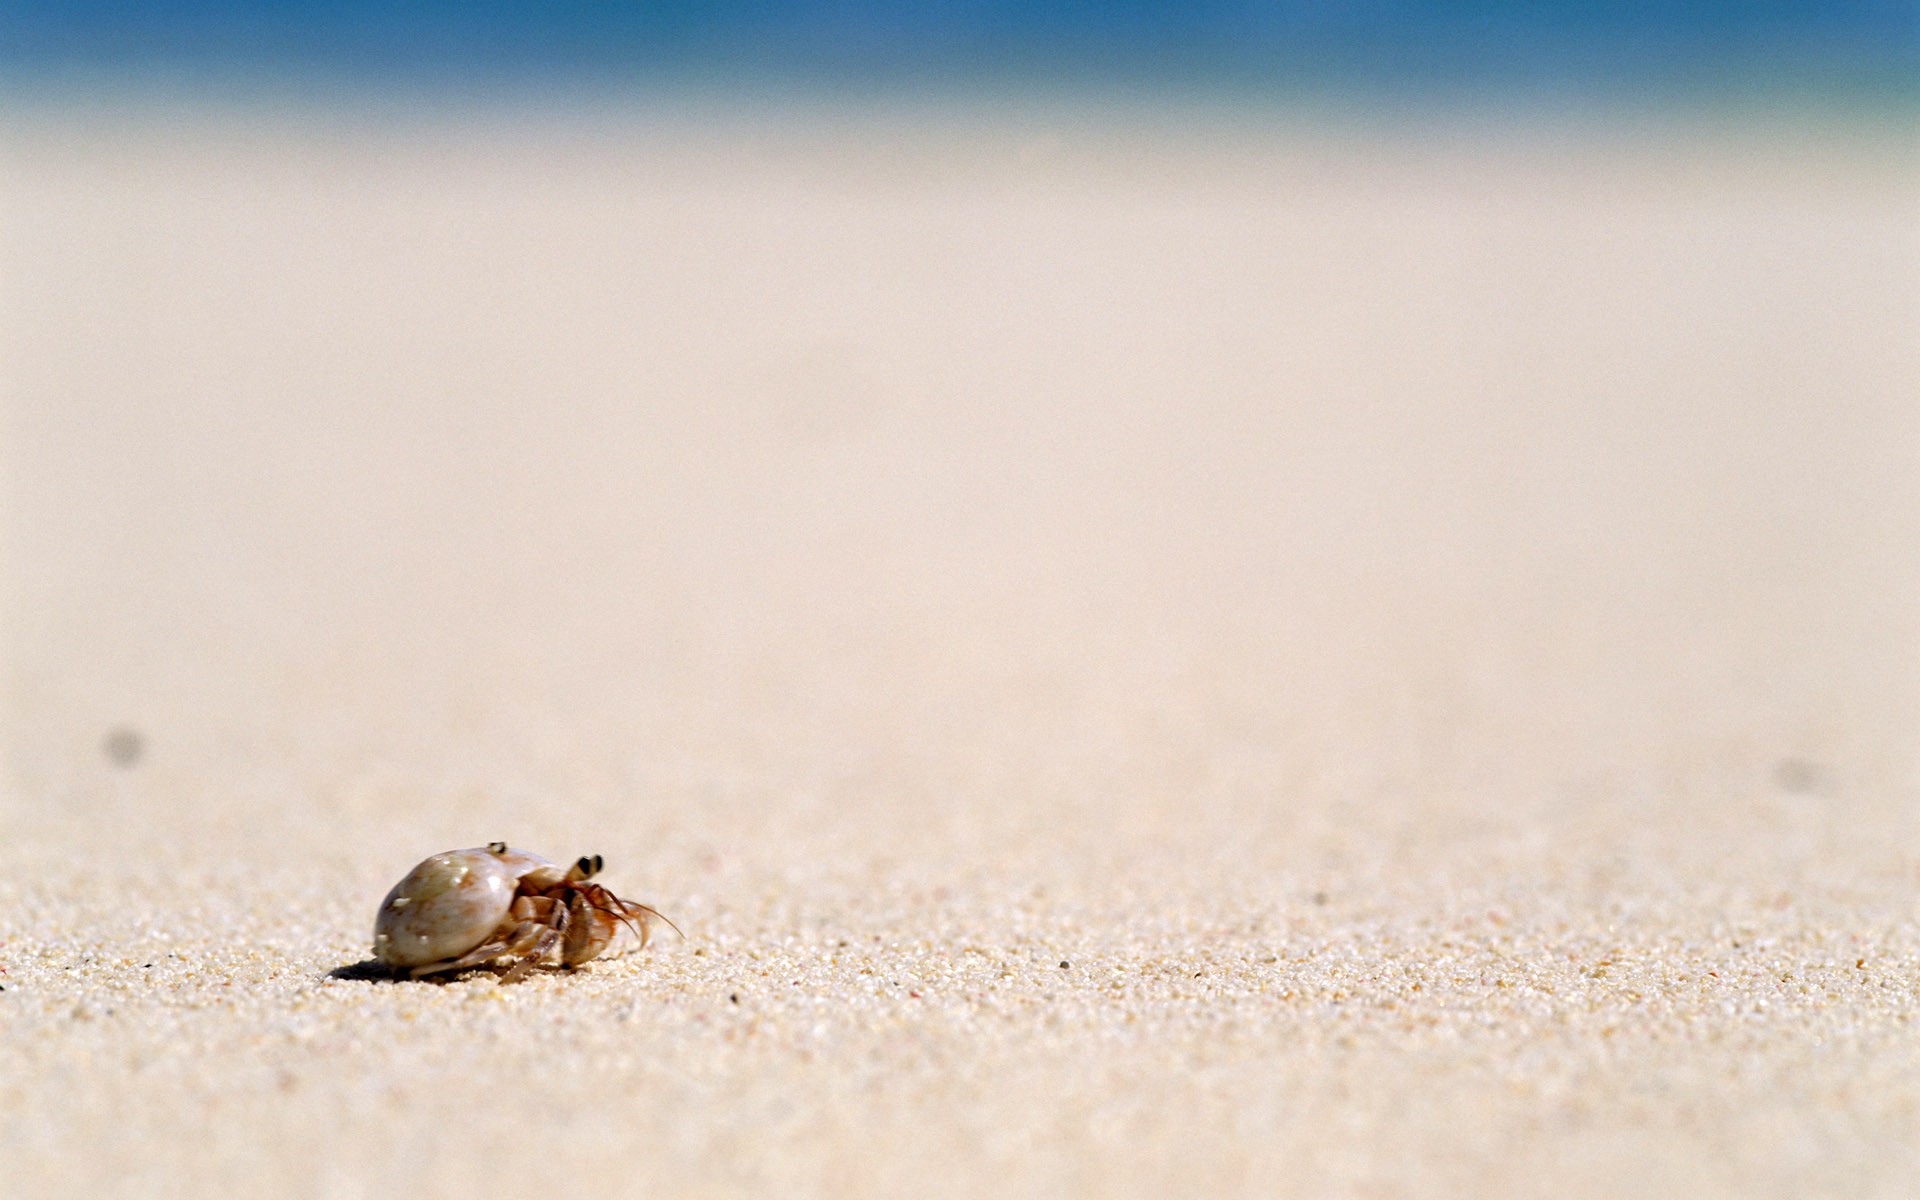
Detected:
[
  {"left": 326, "top": 954, "right": 640, "bottom": 984},
  {"left": 327, "top": 958, "right": 402, "bottom": 983}
]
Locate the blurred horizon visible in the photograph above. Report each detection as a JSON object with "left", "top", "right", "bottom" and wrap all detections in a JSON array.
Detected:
[{"left": 5, "top": 2, "right": 1916, "bottom": 113}]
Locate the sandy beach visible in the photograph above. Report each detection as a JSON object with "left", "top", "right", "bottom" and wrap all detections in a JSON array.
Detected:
[{"left": 2, "top": 104, "right": 1916, "bottom": 1197}]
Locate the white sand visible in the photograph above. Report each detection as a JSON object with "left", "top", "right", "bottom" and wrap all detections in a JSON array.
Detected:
[{"left": 2, "top": 105, "right": 1917, "bottom": 1198}]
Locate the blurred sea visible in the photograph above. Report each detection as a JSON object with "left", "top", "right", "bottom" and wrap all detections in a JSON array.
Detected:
[{"left": 5, "top": 2, "right": 1915, "bottom": 107}]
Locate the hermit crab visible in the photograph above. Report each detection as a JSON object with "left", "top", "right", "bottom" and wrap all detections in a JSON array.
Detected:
[{"left": 372, "top": 843, "right": 675, "bottom": 983}]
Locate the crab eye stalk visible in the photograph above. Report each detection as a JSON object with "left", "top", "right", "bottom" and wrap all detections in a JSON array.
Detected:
[{"left": 487, "top": 841, "right": 508, "bottom": 854}]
